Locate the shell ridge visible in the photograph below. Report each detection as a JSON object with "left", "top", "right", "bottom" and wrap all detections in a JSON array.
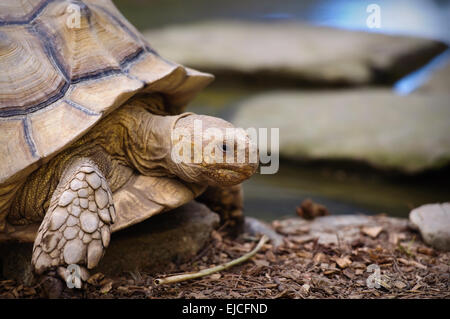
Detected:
[
  {"left": 29, "top": 23, "right": 71, "bottom": 81},
  {"left": 22, "top": 117, "right": 39, "bottom": 158},
  {"left": 0, "top": 42, "right": 146, "bottom": 116},
  {"left": 88, "top": 2, "right": 161, "bottom": 59},
  {"left": 0, "top": 81, "right": 69, "bottom": 118},
  {"left": 64, "top": 99, "right": 100, "bottom": 116},
  {"left": 0, "top": 0, "right": 54, "bottom": 26},
  {"left": 71, "top": 48, "right": 146, "bottom": 84},
  {"left": 88, "top": 3, "right": 141, "bottom": 44}
]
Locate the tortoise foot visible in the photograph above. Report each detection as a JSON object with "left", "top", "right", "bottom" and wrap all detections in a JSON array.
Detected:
[
  {"left": 32, "top": 159, "right": 114, "bottom": 281},
  {"left": 38, "top": 270, "right": 84, "bottom": 299}
]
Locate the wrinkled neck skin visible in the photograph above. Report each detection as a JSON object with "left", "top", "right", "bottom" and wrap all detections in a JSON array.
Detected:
[{"left": 123, "top": 107, "right": 193, "bottom": 180}]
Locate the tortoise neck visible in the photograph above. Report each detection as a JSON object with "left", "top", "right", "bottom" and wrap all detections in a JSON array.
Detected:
[{"left": 122, "top": 99, "right": 188, "bottom": 178}]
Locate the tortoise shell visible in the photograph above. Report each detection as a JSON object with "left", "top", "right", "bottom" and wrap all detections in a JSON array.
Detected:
[{"left": 0, "top": 0, "right": 213, "bottom": 186}]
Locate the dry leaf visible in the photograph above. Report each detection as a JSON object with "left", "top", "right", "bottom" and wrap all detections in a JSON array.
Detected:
[
  {"left": 87, "top": 273, "right": 105, "bottom": 286},
  {"left": 297, "top": 250, "right": 313, "bottom": 259},
  {"left": 362, "top": 226, "right": 383, "bottom": 238},
  {"left": 313, "top": 252, "right": 327, "bottom": 264},
  {"left": 379, "top": 276, "right": 392, "bottom": 290},
  {"left": 323, "top": 269, "right": 339, "bottom": 275},
  {"left": 411, "top": 283, "right": 423, "bottom": 291},
  {"left": 351, "top": 262, "right": 367, "bottom": 269},
  {"left": 290, "top": 235, "right": 315, "bottom": 245},
  {"left": 100, "top": 281, "right": 113, "bottom": 294},
  {"left": 265, "top": 250, "right": 277, "bottom": 263},
  {"left": 417, "top": 246, "right": 435, "bottom": 256},
  {"left": 398, "top": 258, "right": 427, "bottom": 269},
  {"left": 301, "top": 284, "right": 310, "bottom": 293},
  {"left": 211, "top": 230, "right": 222, "bottom": 242},
  {"left": 335, "top": 256, "right": 352, "bottom": 269},
  {"left": 22, "top": 287, "right": 36, "bottom": 296},
  {"left": 209, "top": 273, "right": 221, "bottom": 280},
  {"left": 389, "top": 233, "right": 399, "bottom": 245},
  {"left": 394, "top": 281, "right": 407, "bottom": 290},
  {"left": 342, "top": 268, "right": 355, "bottom": 279},
  {"left": 253, "top": 259, "right": 270, "bottom": 267}
]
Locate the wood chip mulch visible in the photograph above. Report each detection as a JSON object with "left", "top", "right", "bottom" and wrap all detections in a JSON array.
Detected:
[{"left": 1, "top": 217, "right": 449, "bottom": 299}]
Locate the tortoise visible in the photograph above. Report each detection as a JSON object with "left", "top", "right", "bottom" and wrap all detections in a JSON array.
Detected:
[{"left": 0, "top": 0, "right": 257, "bottom": 287}]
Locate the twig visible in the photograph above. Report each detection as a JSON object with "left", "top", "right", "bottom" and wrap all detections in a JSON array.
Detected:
[
  {"left": 233, "top": 273, "right": 242, "bottom": 289},
  {"left": 155, "top": 235, "right": 269, "bottom": 285}
]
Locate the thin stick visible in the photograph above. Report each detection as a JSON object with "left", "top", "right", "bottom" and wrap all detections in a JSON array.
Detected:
[{"left": 154, "top": 235, "right": 269, "bottom": 285}]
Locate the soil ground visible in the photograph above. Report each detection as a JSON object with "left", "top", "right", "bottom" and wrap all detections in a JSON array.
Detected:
[{"left": 1, "top": 216, "right": 449, "bottom": 299}]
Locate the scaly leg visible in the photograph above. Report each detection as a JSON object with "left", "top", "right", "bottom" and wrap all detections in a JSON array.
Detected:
[{"left": 32, "top": 158, "right": 116, "bottom": 291}]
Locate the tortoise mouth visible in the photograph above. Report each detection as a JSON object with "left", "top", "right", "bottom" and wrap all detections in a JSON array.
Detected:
[{"left": 203, "top": 162, "right": 258, "bottom": 186}]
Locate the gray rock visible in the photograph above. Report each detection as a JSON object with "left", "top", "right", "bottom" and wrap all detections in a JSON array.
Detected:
[
  {"left": 144, "top": 21, "right": 447, "bottom": 85},
  {"left": 409, "top": 203, "right": 450, "bottom": 251},
  {"left": 232, "top": 89, "right": 450, "bottom": 172},
  {"left": 0, "top": 201, "right": 219, "bottom": 281},
  {"left": 244, "top": 217, "right": 284, "bottom": 247},
  {"left": 416, "top": 60, "right": 450, "bottom": 93}
]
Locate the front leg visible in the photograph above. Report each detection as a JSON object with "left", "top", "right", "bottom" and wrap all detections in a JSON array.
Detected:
[
  {"left": 32, "top": 158, "right": 116, "bottom": 291},
  {"left": 197, "top": 184, "right": 244, "bottom": 232}
]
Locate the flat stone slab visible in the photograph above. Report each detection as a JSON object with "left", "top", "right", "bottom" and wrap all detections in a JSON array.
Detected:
[
  {"left": 144, "top": 21, "right": 447, "bottom": 86},
  {"left": 273, "top": 215, "right": 408, "bottom": 246},
  {"left": 417, "top": 59, "right": 450, "bottom": 93},
  {"left": 0, "top": 201, "right": 219, "bottom": 282},
  {"left": 232, "top": 89, "right": 450, "bottom": 172},
  {"left": 409, "top": 203, "right": 450, "bottom": 251}
]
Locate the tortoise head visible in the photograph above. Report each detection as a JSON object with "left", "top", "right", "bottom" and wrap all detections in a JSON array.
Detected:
[{"left": 169, "top": 114, "right": 258, "bottom": 186}]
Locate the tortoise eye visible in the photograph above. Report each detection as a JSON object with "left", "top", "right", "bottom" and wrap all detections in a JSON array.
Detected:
[{"left": 221, "top": 143, "right": 228, "bottom": 152}]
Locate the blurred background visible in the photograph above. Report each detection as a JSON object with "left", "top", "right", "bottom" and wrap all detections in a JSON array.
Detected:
[{"left": 113, "top": 0, "right": 450, "bottom": 221}]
